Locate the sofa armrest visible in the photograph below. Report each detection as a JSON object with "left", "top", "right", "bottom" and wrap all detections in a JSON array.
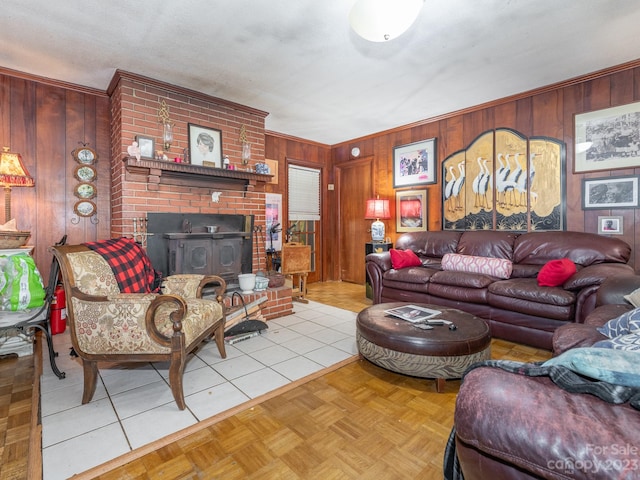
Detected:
[
  {"left": 365, "top": 252, "right": 392, "bottom": 272},
  {"left": 563, "top": 263, "right": 635, "bottom": 290},
  {"left": 595, "top": 275, "right": 640, "bottom": 306}
]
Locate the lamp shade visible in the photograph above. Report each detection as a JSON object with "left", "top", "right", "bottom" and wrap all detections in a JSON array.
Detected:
[
  {"left": 349, "top": 0, "right": 424, "bottom": 42},
  {"left": 365, "top": 198, "right": 391, "bottom": 220},
  {"left": 0, "top": 147, "right": 35, "bottom": 223},
  {"left": 0, "top": 148, "right": 34, "bottom": 188}
]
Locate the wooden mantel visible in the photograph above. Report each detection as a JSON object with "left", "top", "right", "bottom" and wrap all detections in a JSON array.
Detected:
[{"left": 123, "top": 157, "right": 272, "bottom": 191}]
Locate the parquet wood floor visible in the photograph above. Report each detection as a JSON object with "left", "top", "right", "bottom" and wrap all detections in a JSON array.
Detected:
[
  {"left": 0, "top": 281, "right": 551, "bottom": 480},
  {"left": 84, "top": 282, "right": 551, "bottom": 480}
]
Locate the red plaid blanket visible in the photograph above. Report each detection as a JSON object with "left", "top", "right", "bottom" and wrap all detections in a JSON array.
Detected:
[{"left": 84, "top": 237, "right": 161, "bottom": 293}]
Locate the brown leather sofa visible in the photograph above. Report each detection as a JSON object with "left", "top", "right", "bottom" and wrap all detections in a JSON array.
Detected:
[
  {"left": 366, "top": 230, "right": 633, "bottom": 349},
  {"left": 450, "top": 276, "right": 640, "bottom": 479}
]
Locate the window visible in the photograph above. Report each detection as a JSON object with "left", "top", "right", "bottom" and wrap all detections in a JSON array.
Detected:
[
  {"left": 288, "top": 165, "right": 320, "bottom": 221},
  {"left": 288, "top": 164, "right": 320, "bottom": 272}
]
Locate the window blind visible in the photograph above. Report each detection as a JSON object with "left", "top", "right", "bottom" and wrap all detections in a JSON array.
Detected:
[{"left": 288, "top": 165, "right": 320, "bottom": 221}]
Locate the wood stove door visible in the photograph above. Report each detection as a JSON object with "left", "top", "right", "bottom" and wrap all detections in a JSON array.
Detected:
[
  {"left": 212, "top": 237, "right": 244, "bottom": 283},
  {"left": 169, "top": 238, "right": 212, "bottom": 275}
]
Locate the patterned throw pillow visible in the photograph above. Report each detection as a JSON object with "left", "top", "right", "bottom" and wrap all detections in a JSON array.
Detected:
[
  {"left": 537, "top": 258, "right": 576, "bottom": 287},
  {"left": 597, "top": 307, "right": 640, "bottom": 338},
  {"left": 624, "top": 287, "right": 640, "bottom": 308},
  {"left": 441, "top": 253, "right": 512, "bottom": 279},
  {"left": 593, "top": 333, "right": 640, "bottom": 352},
  {"left": 389, "top": 249, "right": 422, "bottom": 269}
]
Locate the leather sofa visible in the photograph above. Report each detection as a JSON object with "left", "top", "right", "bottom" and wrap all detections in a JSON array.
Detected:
[
  {"left": 450, "top": 275, "right": 640, "bottom": 479},
  {"left": 366, "top": 230, "right": 633, "bottom": 349}
]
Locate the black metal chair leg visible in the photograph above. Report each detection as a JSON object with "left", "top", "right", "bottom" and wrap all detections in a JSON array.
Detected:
[{"left": 31, "top": 324, "right": 65, "bottom": 379}]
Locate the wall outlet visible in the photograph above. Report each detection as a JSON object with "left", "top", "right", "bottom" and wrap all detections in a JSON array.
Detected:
[{"left": 328, "top": 184, "right": 334, "bottom": 190}]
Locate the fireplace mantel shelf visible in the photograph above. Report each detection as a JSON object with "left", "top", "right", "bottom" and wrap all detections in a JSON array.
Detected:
[{"left": 123, "top": 157, "right": 272, "bottom": 191}]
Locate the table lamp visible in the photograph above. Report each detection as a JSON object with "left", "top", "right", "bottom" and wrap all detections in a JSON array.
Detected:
[
  {"left": 365, "top": 197, "right": 391, "bottom": 242},
  {"left": 0, "top": 147, "right": 35, "bottom": 223}
]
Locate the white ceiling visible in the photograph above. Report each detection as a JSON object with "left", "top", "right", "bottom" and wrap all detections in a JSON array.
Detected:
[{"left": 2, "top": 1, "right": 640, "bottom": 145}]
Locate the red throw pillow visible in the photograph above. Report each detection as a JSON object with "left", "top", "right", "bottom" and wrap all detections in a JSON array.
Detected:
[
  {"left": 389, "top": 248, "right": 422, "bottom": 269},
  {"left": 537, "top": 258, "right": 577, "bottom": 287}
]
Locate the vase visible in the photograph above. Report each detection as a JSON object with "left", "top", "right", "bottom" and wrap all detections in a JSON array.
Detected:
[{"left": 238, "top": 273, "right": 256, "bottom": 294}]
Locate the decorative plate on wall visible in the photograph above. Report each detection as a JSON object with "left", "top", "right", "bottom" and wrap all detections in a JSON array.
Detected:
[
  {"left": 74, "top": 165, "right": 97, "bottom": 182},
  {"left": 72, "top": 146, "right": 98, "bottom": 164},
  {"left": 74, "top": 182, "right": 97, "bottom": 199},
  {"left": 74, "top": 200, "right": 96, "bottom": 217}
]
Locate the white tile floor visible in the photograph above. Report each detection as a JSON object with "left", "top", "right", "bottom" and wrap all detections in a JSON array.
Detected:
[{"left": 39, "top": 300, "right": 358, "bottom": 480}]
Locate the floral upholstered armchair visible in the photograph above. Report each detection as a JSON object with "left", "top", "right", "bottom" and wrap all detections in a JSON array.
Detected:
[{"left": 50, "top": 239, "right": 227, "bottom": 410}]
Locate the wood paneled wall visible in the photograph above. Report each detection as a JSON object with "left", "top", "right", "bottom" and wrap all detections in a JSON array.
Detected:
[
  {"left": 0, "top": 70, "right": 111, "bottom": 280},
  {"left": 264, "top": 132, "right": 332, "bottom": 282},
  {"left": 333, "top": 62, "right": 640, "bottom": 274}
]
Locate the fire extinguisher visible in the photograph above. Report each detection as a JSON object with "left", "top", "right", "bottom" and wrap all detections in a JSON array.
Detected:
[{"left": 50, "top": 284, "right": 67, "bottom": 335}]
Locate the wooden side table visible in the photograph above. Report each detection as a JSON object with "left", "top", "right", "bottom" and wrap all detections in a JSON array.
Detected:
[{"left": 281, "top": 242, "right": 311, "bottom": 303}]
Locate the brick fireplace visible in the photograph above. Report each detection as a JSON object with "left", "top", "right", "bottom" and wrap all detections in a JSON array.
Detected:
[{"left": 106, "top": 71, "right": 293, "bottom": 319}]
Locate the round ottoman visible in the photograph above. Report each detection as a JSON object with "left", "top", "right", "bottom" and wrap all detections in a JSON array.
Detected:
[{"left": 356, "top": 302, "right": 491, "bottom": 392}]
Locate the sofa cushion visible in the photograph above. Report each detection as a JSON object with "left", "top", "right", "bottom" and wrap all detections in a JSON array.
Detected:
[
  {"left": 537, "top": 258, "right": 576, "bottom": 287},
  {"left": 441, "top": 253, "right": 512, "bottom": 279},
  {"left": 456, "top": 230, "right": 518, "bottom": 260},
  {"left": 513, "top": 230, "right": 631, "bottom": 266},
  {"left": 389, "top": 248, "right": 422, "bottom": 269},
  {"left": 597, "top": 307, "right": 640, "bottom": 337}
]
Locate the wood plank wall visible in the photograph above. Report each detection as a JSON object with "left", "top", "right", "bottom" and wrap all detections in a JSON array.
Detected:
[
  {"left": 332, "top": 62, "right": 640, "bottom": 275},
  {"left": 0, "top": 71, "right": 111, "bottom": 280}
]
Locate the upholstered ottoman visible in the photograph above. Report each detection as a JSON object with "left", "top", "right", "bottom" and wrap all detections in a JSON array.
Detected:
[{"left": 356, "top": 302, "right": 491, "bottom": 392}]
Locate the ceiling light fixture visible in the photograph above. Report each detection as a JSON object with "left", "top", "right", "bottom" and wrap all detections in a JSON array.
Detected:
[{"left": 349, "top": 0, "right": 425, "bottom": 42}]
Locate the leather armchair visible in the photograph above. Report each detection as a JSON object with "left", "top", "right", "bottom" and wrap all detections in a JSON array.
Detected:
[{"left": 51, "top": 243, "right": 227, "bottom": 410}]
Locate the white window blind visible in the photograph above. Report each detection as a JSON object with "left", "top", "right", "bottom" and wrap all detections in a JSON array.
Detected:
[{"left": 288, "top": 165, "right": 320, "bottom": 221}]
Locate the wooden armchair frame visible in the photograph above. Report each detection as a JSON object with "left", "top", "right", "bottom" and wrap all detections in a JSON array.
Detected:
[{"left": 50, "top": 243, "right": 227, "bottom": 410}]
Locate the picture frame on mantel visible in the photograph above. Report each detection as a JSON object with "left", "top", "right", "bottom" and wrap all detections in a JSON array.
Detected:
[
  {"left": 393, "top": 138, "right": 437, "bottom": 188},
  {"left": 574, "top": 101, "right": 640, "bottom": 173},
  {"left": 188, "top": 123, "right": 223, "bottom": 168},
  {"left": 135, "top": 135, "right": 155, "bottom": 160}
]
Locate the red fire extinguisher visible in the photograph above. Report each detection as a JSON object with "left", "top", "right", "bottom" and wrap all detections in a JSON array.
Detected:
[{"left": 50, "top": 284, "right": 67, "bottom": 335}]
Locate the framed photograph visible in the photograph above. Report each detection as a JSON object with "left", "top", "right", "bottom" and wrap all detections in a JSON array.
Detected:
[
  {"left": 598, "top": 216, "right": 623, "bottom": 235},
  {"left": 574, "top": 101, "right": 640, "bottom": 173},
  {"left": 135, "top": 135, "right": 155, "bottom": 159},
  {"left": 188, "top": 123, "right": 223, "bottom": 168},
  {"left": 393, "top": 138, "right": 437, "bottom": 188},
  {"left": 582, "top": 175, "right": 640, "bottom": 209},
  {"left": 396, "top": 189, "right": 427, "bottom": 232}
]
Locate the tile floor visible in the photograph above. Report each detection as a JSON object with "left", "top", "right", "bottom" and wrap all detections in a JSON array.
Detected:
[{"left": 39, "top": 300, "right": 358, "bottom": 480}]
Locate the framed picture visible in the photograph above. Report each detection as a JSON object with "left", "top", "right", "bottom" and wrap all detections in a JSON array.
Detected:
[
  {"left": 135, "top": 135, "right": 155, "bottom": 159},
  {"left": 598, "top": 216, "right": 623, "bottom": 235},
  {"left": 265, "top": 193, "right": 283, "bottom": 251},
  {"left": 188, "top": 123, "right": 223, "bottom": 168},
  {"left": 396, "top": 190, "right": 427, "bottom": 232},
  {"left": 393, "top": 138, "right": 437, "bottom": 188},
  {"left": 574, "top": 101, "right": 640, "bottom": 173},
  {"left": 582, "top": 175, "right": 640, "bottom": 209}
]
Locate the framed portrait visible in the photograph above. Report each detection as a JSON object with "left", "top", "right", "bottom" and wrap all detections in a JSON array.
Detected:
[
  {"left": 393, "top": 138, "right": 437, "bottom": 188},
  {"left": 188, "top": 123, "right": 223, "bottom": 168},
  {"left": 598, "top": 216, "right": 623, "bottom": 235},
  {"left": 574, "top": 101, "right": 640, "bottom": 173},
  {"left": 135, "top": 135, "right": 155, "bottom": 159},
  {"left": 396, "top": 190, "right": 427, "bottom": 232},
  {"left": 582, "top": 175, "right": 640, "bottom": 209},
  {"left": 265, "top": 193, "right": 283, "bottom": 251}
]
